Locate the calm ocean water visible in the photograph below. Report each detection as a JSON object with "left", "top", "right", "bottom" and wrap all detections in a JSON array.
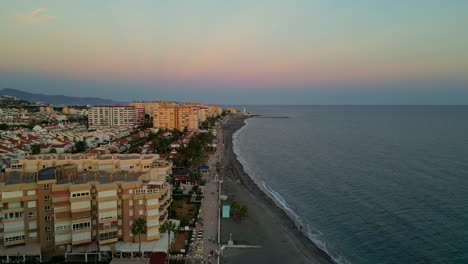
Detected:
[{"left": 232, "top": 106, "right": 468, "bottom": 264}]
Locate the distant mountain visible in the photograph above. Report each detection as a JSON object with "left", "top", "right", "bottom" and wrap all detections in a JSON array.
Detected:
[
  {"left": 0, "top": 95, "right": 30, "bottom": 106},
  {"left": 0, "top": 88, "right": 126, "bottom": 106}
]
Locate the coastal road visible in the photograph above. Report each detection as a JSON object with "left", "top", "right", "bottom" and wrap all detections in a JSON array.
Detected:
[{"left": 188, "top": 121, "right": 225, "bottom": 263}]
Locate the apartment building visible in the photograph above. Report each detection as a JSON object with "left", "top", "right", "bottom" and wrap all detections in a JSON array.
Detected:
[
  {"left": 0, "top": 153, "right": 172, "bottom": 260},
  {"left": 197, "top": 107, "right": 207, "bottom": 123},
  {"left": 153, "top": 107, "right": 199, "bottom": 131},
  {"left": 88, "top": 106, "right": 145, "bottom": 129},
  {"left": 226, "top": 108, "right": 237, "bottom": 114},
  {"left": 129, "top": 101, "right": 177, "bottom": 116},
  {"left": 205, "top": 105, "right": 223, "bottom": 117}
]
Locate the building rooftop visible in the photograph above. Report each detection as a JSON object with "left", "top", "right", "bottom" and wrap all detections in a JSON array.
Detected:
[
  {"left": 38, "top": 167, "right": 56, "bottom": 181},
  {"left": 0, "top": 171, "right": 36, "bottom": 185},
  {"left": 56, "top": 168, "right": 147, "bottom": 184}
]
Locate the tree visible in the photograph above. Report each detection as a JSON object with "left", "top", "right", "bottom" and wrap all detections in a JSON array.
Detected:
[
  {"left": 73, "top": 141, "right": 87, "bottom": 153},
  {"left": 128, "top": 146, "right": 141, "bottom": 154},
  {"left": 131, "top": 218, "right": 147, "bottom": 258},
  {"left": 31, "top": 144, "right": 41, "bottom": 155},
  {"left": 166, "top": 173, "right": 175, "bottom": 185},
  {"left": 160, "top": 220, "right": 178, "bottom": 258},
  {"left": 230, "top": 200, "right": 240, "bottom": 217},
  {"left": 190, "top": 172, "right": 202, "bottom": 184},
  {"left": 239, "top": 205, "right": 248, "bottom": 220},
  {"left": 49, "top": 148, "right": 57, "bottom": 154}
]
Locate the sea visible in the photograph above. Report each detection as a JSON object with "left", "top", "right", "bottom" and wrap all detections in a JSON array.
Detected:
[{"left": 231, "top": 105, "right": 468, "bottom": 264}]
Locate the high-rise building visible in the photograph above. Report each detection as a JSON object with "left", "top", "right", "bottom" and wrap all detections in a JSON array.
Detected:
[
  {"left": 129, "top": 101, "right": 177, "bottom": 116},
  {"left": 88, "top": 106, "right": 143, "bottom": 129},
  {"left": 226, "top": 108, "right": 237, "bottom": 114},
  {"left": 205, "top": 105, "right": 223, "bottom": 117},
  {"left": 197, "top": 107, "right": 207, "bottom": 123},
  {"left": 153, "top": 107, "right": 199, "bottom": 130},
  {"left": 0, "top": 153, "right": 172, "bottom": 259}
]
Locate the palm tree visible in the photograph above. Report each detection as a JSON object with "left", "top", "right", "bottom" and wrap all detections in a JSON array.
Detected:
[
  {"left": 230, "top": 200, "right": 240, "bottom": 217},
  {"left": 239, "top": 205, "right": 248, "bottom": 220},
  {"left": 160, "top": 220, "right": 178, "bottom": 257},
  {"left": 131, "top": 218, "right": 147, "bottom": 258}
]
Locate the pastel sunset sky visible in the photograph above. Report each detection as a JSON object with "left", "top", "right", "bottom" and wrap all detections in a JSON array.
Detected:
[{"left": 1, "top": 1, "right": 467, "bottom": 104}]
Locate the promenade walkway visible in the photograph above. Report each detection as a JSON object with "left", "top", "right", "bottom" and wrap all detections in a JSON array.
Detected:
[{"left": 187, "top": 121, "right": 224, "bottom": 264}]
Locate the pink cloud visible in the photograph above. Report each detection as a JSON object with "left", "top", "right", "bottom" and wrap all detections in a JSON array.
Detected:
[{"left": 9, "top": 8, "right": 55, "bottom": 24}]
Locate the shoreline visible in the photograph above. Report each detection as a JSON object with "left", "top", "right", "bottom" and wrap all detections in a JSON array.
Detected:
[{"left": 220, "top": 115, "right": 335, "bottom": 264}]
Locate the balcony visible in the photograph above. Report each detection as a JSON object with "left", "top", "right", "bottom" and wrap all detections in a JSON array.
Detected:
[
  {"left": 159, "top": 202, "right": 170, "bottom": 213},
  {"left": 99, "top": 236, "right": 118, "bottom": 245},
  {"left": 4, "top": 203, "right": 23, "bottom": 210},
  {"left": 99, "top": 231, "right": 118, "bottom": 244},
  {"left": 100, "top": 224, "right": 117, "bottom": 230},
  {"left": 134, "top": 188, "right": 161, "bottom": 195},
  {"left": 4, "top": 237, "right": 25, "bottom": 247},
  {"left": 98, "top": 225, "right": 118, "bottom": 234},
  {"left": 159, "top": 212, "right": 168, "bottom": 223}
]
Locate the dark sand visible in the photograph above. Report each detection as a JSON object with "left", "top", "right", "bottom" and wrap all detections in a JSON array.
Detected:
[{"left": 220, "top": 116, "right": 335, "bottom": 264}]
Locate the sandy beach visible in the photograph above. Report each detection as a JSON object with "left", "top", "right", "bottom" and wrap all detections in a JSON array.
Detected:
[{"left": 219, "top": 115, "right": 335, "bottom": 264}]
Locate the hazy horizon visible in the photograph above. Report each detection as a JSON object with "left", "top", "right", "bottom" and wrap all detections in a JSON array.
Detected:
[{"left": 2, "top": 1, "right": 468, "bottom": 104}]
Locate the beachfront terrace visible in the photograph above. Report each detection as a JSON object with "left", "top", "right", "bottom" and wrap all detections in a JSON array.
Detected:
[
  {"left": 7, "top": 153, "right": 172, "bottom": 175},
  {"left": 0, "top": 171, "right": 37, "bottom": 185},
  {"left": 56, "top": 169, "right": 148, "bottom": 184}
]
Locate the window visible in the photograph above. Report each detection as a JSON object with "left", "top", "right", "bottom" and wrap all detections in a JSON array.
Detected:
[
  {"left": 45, "top": 216, "right": 51, "bottom": 222},
  {"left": 56, "top": 225, "right": 70, "bottom": 231},
  {"left": 72, "top": 222, "right": 91, "bottom": 231},
  {"left": 46, "top": 226, "right": 52, "bottom": 232},
  {"left": 43, "top": 184, "right": 50, "bottom": 190},
  {"left": 4, "top": 235, "right": 25, "bottom": 243},
  {"left": 4, "top": 211, "right": 24, "bottom": 220},
  {"left": 11, "top": 164, "right": 23, "bottom": 169},
  {"left": 28, "top": 212, "right": 35, "bottom": 218},
  {"left": 46, "top": 237, "right": 52, "bottom": 243},
  {"left": 29, "top": 223, "right": 37, "bottom": 232},
  {"left": 44, "top": 195, "right": 50, "bottom": 202},
  {"left": 99, "top": 231, "right": 117, "bottom": 240},
  {"left": 45, "top": 206, "right": 51, "bottom": 211},
  {"left": 71, "top": 191, "right": 90, "bottom": 198}
]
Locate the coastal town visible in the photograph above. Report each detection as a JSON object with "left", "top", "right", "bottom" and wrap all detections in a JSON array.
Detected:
[{"left": 0, "top": 97, "right": 259, "bottom": 264}]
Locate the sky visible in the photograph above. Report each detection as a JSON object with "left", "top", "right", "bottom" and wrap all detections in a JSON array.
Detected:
[{"left": 1, "top": 0, "right": 468, "bottom": 104}]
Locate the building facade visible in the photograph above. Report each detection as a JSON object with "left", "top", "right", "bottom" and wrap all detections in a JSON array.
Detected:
[
  {"left": 88, "top": 106, "right": 144, "bottom": 129},
  {"left": 0, "top": 153, "right": 172, "bottom": 258},
  {"left": 205, "top": 105, "right": 223, "bottom": 117},
  {"left": 226, "top": 108, "right": 237, "bottom": 114},
  {"left": 153, "top": 107, "right": 199, "bottom": 131},
  {"left": 129, "top": 101, "right": 177, "bottom": 116}
]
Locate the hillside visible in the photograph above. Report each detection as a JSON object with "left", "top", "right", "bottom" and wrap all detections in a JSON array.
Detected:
[{"left": 0, "top": 88, "right": 126, "bottom": 106}]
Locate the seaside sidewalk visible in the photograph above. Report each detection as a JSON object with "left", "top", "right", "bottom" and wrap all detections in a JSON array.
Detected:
[{"left": 188, "top": 122, "right": 224, "bottom": 263}]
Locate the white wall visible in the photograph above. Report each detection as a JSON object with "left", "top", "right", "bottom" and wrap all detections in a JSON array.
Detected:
[
  {"left": 98, "top": 190, "right": 117, "bottom": 198},
  {"left": 71, "top": 201, "right": 91, "bottom": 211}
]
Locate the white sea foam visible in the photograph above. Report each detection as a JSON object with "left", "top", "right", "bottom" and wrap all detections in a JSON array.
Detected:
[{"left": 231, "top": 119, "right": 352, "bottom": 264}]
